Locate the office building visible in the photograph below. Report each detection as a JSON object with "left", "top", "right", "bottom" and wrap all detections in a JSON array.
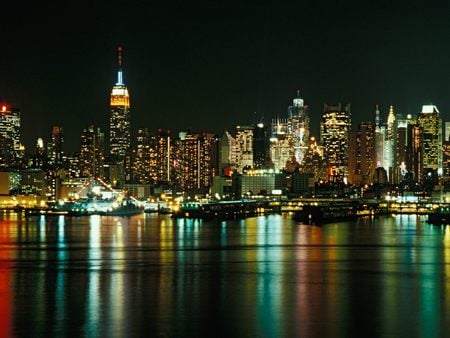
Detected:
[
  {"left": 320, "top": 103, "right": 351, "bottom": 179},
  {"left": 109, "top": 46, "right": 131, "bottom": 184}
]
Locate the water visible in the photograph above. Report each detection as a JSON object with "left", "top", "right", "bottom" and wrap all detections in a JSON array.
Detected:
[{"left": 1, "top": 213, "right": 450, "bottom": 337}]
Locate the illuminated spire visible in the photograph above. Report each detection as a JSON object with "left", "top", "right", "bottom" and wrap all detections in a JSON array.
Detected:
[
  {"left": 116, "top": 45, "right": 124, "bottom": 85},
  {"left": 387, "top": 105, "right": 396, "bottom": 140}
]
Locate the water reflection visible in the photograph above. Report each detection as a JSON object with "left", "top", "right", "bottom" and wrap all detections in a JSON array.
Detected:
[{"left": 4, "top": 214, "right": 450, "bottom": 337}]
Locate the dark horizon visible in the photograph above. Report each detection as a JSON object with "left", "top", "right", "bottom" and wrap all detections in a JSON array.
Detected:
[{"left": 2, "top": 2, "right": 450, "bottom": 152}]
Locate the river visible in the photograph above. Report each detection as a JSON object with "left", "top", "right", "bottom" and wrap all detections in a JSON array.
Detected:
[{"left": 0, "top": 213, "right": 449, "bottom": 337}]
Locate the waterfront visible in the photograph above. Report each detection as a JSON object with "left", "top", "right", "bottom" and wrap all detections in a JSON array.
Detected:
[{"left": 1, "top": 213, "right": 450, "bottom": 337}]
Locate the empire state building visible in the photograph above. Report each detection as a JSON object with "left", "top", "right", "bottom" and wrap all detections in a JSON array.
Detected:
[{"left": 109, "top": 46, "right": 131, "bottom": 183}]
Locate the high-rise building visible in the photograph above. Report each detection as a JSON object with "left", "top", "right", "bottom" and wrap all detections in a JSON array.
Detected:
[
  {"left": 180, "top": 131, "right": 217, "bottom": 192},
  {"left": 133, "top": 128, "right": 151, "bottom": 184},
  {"left": 384, "top": 105, "right": 396, "bottom": 182},
  {"left": 234, "top": 125, "right": 253, "bottom": 172},
  {"left": 396, "top": 114, "right": 414, "bottom": 182},
  {"left": 48, "top": 125, "right": 65, "bottom": 167},
  {"left": 109, "top": 46, "right": 131, "bottom": 184},
  {"left": 270, "top": 117, "right": 292, "bottom": 171},
  {"left": 0, "top": 104, "right": 21, "bottom": 168},
  {"left": 301, "top": 137, "right": 326, "bottom": 181},
  {"left": 407, "top": 123, "right": 423, "bottom": 182},
  {"left": 374, "top": 105, "right": 385, "bottom": 168},
  {"left": 288, "top": 91, "right": 310, "bottom": 164},
  {"left": 348, "top": 122, "right": 376, "bottom": 185},
  {"left": 253, "top": 122, "right": 269, "bottom": 169},
  {"left": 79, "top": 124, "right": 104, "bottom": 178},
  {"left": 445, "top": 122, "right": 450, "bottom": 142},
  {"left": 156, "top": 129, "right": 172, "bottom": 183},
  {"left": 269, "top": 92, "right": 310, "bottom": 170},
  {"left": 320, "top": 103, "right": 351, "bottom": 179},
  {"left": 417, "top": 105, "right": 442, "bottom": 177}
]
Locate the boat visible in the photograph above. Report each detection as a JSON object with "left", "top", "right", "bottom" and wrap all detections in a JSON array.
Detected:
[
  {"left": 173, "top": 200, "right": 261, "bottom": 220},
  {"left": 427, "top": 207, "right": 450, "bottom": 225},
  {"left": 143, "top": 202, "right": 159, "bottom": 213},
  {"left": 293, "top": 202, "right": 358, "bottom": 225}
]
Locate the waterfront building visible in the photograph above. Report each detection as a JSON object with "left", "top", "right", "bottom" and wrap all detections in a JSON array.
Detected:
[
  {"left": 79, "top": 124, "right": 104, "bottom": 178},
  {"left": 0, "top": 171, "right": 20, "bottom": 195},
  {"left": 238, "top": 169, "right": 284, "bottom": 197},
  {"left": 417, "top": 105, "right": 442, "bottom": 178},
  {"left": 320, "top": 103, "right": 351, "bottom": 179},
  {"left": 0, "top": 104, "right": 21, "bottom": 168},
  {"left": 20, "top": 168, "right": 46, "bottom": 196},
  {"left": 109, "top": 46, "right": 131, "bottom": 184}
]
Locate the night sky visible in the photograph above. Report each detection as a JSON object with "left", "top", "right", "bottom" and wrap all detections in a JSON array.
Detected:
[{"left": 2, "top": 2, "right": 450, "bottom": 151}]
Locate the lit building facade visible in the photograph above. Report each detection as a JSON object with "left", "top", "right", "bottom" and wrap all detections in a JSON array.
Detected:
[
  {"left": 320, "top": 103, "right": 351, "bottom": 179},
  {"left": 384, "top": 105, "right": 396, "bottom": 182},
  {"left": 180, "top": 131, "right": 218, "bottom": 192},
  {"left": 269, "top": 92, "right": 310, "bottom": 170},
  {"left": 79, "top": 124, "right": 104, "bottom": 178},
  {"left": 349, "top": 122, "right": 376, "bottom": 185},
  {"left": 109, "top": 46, "right": 131, "bottom": 184},
  {"left": 300, "top": 137, "right": 326, "bottom": 181},
  {"left": 0, "top": 105, "right": 21, "bottom": 168},
  {"left": 253, "top": 122, "right": 269, "bottom": 169},
  {"left": 133, "top": 128, "right": 151, "bottom": 184},
  {"left": 155, "top": 129, "right": 172, "bottom": 183},
  {"left": 48, "top": 125, "right": 65, "bottom": 167},
  {"left": 288, "top": 91, "right": 310, "bottom": 163},
  {"left": 234, "top": 125, "right": 253, "bottom": 172},
  {"left": 417, "top": 105, "right": 442, "bottom": 177}
]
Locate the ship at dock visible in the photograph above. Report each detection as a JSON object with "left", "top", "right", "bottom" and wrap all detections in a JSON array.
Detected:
[{"left": 56, "top": 177, "right": 143, "bottom": 216}]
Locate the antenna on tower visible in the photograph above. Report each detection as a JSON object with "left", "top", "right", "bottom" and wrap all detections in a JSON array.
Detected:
[
  {"left": 116, "top": 45, "right": 124, "bottom": 85},
  {"left": 117, "top": 45, "right": 123, "bottom": 67}
]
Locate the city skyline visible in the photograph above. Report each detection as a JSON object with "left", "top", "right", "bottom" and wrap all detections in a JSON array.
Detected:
[{"left": 2, "top": 2, "right": 450, "bottom": 151}]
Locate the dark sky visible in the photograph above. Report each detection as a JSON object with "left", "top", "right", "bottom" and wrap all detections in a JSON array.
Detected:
[{"left": 2, "top": 2, "right": 450, "bottom": 151}]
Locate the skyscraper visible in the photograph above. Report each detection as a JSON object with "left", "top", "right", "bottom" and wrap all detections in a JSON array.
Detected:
[
  {"left": 48, "top": 125, "right": 64, "bottom": 167},
  {"left": 384, "top": 105, "right": 396, "bottom": 182},
  {"left": 133, "top": 128, "right": 151, "bottom": 184},
  {"left": 348, "top": 122, "right": 376, "bottom": 185},
  {"left": 79, "top": 124, "right": 104, "bottom": 178},
  {"left": 253, "top": 122, "right": 269, "bottom": 169},
  {"left": 0, "top": 104, "right": 21, "bottom": 168},
  {"left": 234, "top": 125, "right": 253, "bottom": 172},
  {"left": 320, "top": 103, "right": 351, "bottom": 179},
  {"left": 417, "top": 105, "right": 442, "bottom": 177},
  {"left": 180, "top": 131, "right": 217, "bottom": 192},
  {"left": 109, "top": 46, "right": 131, "bottom": 184},
  {"left": 288, "top": 91, "right": 310, "bottom": 164}
]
